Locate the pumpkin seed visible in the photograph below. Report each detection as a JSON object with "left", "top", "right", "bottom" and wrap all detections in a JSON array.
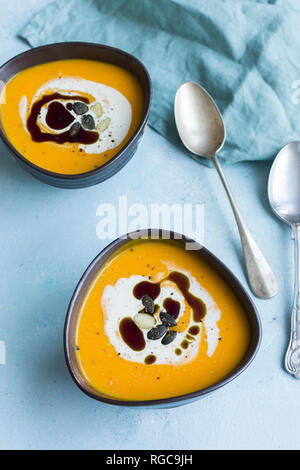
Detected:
[
  {"left": 159, "top": 311, "right": 177, "bottom": 327},
  {"left": 142, "top": 294, "right": 155, "bottom": 314},
  {"left": 161, "top": 330, "right": 177, "bottom": 345},
  {"left": 133, "top": 313, "right": 156, "bottom": 330},
  {"left": 68, "top": 122, "right": 81, "bottom": 139},
  {"left": 97, "top": 117, "right": 111, "bottom": 132},
  {"left": 147, "top": 325, "right": 168, "bottom": 340},
  {"left": 82, "top": 114, "right": 96, "bottom": 130},
  {"left": 90, "top": 102, "right": 103, "bottom": 118},
  {"left": 72, "top": 102, "right": 89, "bottom": 115}
]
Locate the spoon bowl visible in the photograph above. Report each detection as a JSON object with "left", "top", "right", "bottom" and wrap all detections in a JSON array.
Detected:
[
  {"left": 268, "top": 142, "right": 300, "bottom": 225},
  {"left": 175, "top": 81, "right": 278, "bottom": 299},
  {"left": 175, "top": 82, "right": 225, "bottom": 157}
]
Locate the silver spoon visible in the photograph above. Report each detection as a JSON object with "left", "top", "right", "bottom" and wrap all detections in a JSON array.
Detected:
[
  {"left": 268, "top": 142, "right": 300, "bottom": 378},
  {"left": 175, "top": 81, "right": 278, "bottom": 299}
]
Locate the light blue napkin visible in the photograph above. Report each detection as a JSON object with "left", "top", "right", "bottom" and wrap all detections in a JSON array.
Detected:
[{"left": 19, "top": 0, "right": 300, "bottom": 165}]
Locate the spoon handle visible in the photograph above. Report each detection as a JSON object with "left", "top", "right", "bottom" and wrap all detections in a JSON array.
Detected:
[
  {"left": 285, "top": 224, "right": 300, "bottom": 378},
  {"left": 212, "top": 154, "right": 278, "bottom": 299}
]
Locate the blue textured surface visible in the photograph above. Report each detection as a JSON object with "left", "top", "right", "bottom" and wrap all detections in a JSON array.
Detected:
[{"left": 0, "top": 0, "right": 299, "bottom": 451}]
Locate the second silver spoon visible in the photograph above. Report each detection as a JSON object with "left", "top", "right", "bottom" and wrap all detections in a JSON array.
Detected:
[
  {"left": 268, "top": 142, "right": 300, "bottom": 378},
  {"left": 175, "top": 81, "right": 278, "bottom": 299}
]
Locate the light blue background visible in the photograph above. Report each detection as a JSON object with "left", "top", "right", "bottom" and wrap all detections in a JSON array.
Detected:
[{"left": 0, "top": 0, "right": 299, "bottom": 451}]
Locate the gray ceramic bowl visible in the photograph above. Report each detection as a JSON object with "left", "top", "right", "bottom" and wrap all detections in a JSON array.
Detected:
[
  {"left": 0, "top": 42, "right": 151, "bottom": 189},
  {"left": 64, "top": 229, "right": 261, "bottom": 408}
]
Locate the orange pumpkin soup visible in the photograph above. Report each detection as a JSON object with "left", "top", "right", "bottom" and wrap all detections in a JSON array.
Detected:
[
  {"left": 0, "top": 59, "right": 144, "bottom": 174},
  {"left": 75, "top": 239, "right": 251, "bottom": 401}
]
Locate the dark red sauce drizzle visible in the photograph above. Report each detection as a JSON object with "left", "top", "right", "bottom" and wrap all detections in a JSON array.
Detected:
[
  {"left": 186, "top": 334, "right": 194, "bottom": 341},
  {"left": 166, "top": 272, "right": 206, "bottom": 322},
  {"left": 163, "top": 297, "right": 180, "bottom": 319},
  {"left": 133, "top": 280, "right": 161, "bottom": 300},
  {"left": 27, "top": 93, "right": 99, "bottom": 144},
  {"left": 121, "top": 271, "right": 206, "bottom": 352},
  {"left": 133, "top": 271, "right": 206, "bottom": 323},
  {"left": 144, "top": 354, "right": 156, "bottom": 365},
  {"left": 188, "top": 325, "right": 200, "bottom": 336},
  {"left": 45, "top": 101, "right": 75, "bottom": 130},
  {"left": 119, "top": 317, "right": 146, "bottom": 351}
]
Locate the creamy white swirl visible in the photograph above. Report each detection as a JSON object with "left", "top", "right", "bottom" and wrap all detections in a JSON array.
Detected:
[
  {"left": 102, "top": 270, "right": 221, "bottom": 365},
  {"left": 19, "top": 77, "right": 132, "bottom": 154}
]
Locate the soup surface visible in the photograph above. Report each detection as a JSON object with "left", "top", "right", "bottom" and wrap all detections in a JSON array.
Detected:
[
  {"left": 1, "top": 59, "right": 144, "bottom": 174},
  {"left": 75, "top": 239, "right": 251, "bottom": 401}
]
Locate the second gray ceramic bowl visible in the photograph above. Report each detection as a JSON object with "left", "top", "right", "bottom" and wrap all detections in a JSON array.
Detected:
[
  {"left": 0, "top": 42, "right": 152, "bottom": 189},
  {"left": 64, "top": 229, "right": 261, "bottom": 408}
]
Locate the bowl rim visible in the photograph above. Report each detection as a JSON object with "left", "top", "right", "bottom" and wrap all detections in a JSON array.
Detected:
[
  {"left": 0, "top": 41, "right": 152, "bottom": 180},
  {"left": 64, "top": 229, "right": 262, "bottom": 407}
]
